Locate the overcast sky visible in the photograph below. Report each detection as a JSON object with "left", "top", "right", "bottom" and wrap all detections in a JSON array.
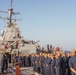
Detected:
[{"left": 0, "top": 0, "right": 76, "bottom": 50}]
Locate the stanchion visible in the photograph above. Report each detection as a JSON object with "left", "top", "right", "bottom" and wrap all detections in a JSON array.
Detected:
[{"left": 16, "top": 63, "right": 20, "bottom": 75}]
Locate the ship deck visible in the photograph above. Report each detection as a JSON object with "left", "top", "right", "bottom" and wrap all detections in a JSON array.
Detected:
[{"left": 0, "top": 66, "right": 43, "bottom": 75}]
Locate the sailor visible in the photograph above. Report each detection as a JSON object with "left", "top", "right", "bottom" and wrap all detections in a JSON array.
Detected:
[
  {"left": 35, "top": 54, "right": 37, "bottom": 72},
  {"left": 21, "top": 55, "right": 24, "bottom": 67},
  {"left": 15, "top": 54, "right": 18, "bottom": 63},
  {"left": 43, "top": 54, "right": 49, "bottom": 75},
  {"left": 31, "top": 54, "right": 33, "bottom": 65},
  {"left": 61, "top": 53, "right": 67, "bottom": 75},
  {"left": 23, "top": 55, "right": 26, "bottom": 67},
  {"left": 1, "top": 54, "right": 5, "bottom": 74},
  {"left": 31, "top": 54, "right": 34, "bottom": 67},
  {"left": 69, "top": 50, "right": 76, "bottom": 75},
  {"left": 41, "top": 53, "right": 45, "bottom": 74},
  {"left": 39, "top": 53, "right": 43, "bottom": 74},
  {"left": 5, "top": 53, "right": 8, "bottom": 71},
  {"left": 18, "top": 54, "right": 22, "bottom": 66},
  {"left": 1, "top": 53, "right": 8, "bottom": 74},
  {"left": 28, "top": 55, "right": 31, "bottom": 67},
  {"left": 12, "top": 54, "right": 16, "bottom": 66},
  {"left": 30, "top": 54, "right": 33, "bottom": 67},
  {"left": 43, "top": 54, "right": 46, "bottom": 75},
  {"left": 31, "top": 54, "right": 36, "bottom": 71},
  {"left": 66, "top": 53, "right": 71, "bottom": 75},
  {"left": 51, "top": 54, "right": 55, "bottom": 75},
  {"left": 35, "top": 54, "right": 40, "bottom": 73},
  {"left": 55, "top": 53, "right": 62, "bottom": 75},
  {"left": 33, "top": 54, "right": 36, "bottom": 71},
  {"left": 47, "top": 54, "right": 52, "bottom": 75},
  {"left": 25, "top": 54, "right": 29, "bottom": 67}
]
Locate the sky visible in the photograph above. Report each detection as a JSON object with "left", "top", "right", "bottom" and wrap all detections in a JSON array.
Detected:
[{"left": 0, "top": 0, "right": 76, "bottom": 50}]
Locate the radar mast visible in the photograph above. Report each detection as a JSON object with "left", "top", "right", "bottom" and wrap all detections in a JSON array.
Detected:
[
  {"left": 0, "top": 0, "right": 20, "bottom": 27},
  {"left": 8, "top": 0, "right": 13, "bottom": 26}
]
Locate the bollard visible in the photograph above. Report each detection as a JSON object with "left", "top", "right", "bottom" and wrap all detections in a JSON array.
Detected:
[{"left": 16, "top": 65, "right": 20, "bottom": 75}]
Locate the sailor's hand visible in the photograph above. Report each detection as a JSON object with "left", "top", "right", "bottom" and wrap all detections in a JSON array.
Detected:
[
  {"left": 46, "top": 64, "right": 48, "bottom": 66},
  {"left": 35, "top": 61, "right": 37, "bottom": 63}
]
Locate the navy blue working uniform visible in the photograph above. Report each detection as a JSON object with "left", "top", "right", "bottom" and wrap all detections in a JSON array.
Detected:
[
  {"left": 31, "top": 56, "right": 35, "bottom": 71},
  {"left": 18, "top": 55, "right": 22, "bottom": 66},
  {"left": 25, "top": 56, "right": 29, "bottom": 67},
  {"left": 43, "top": 57, "right": 49, "bottom": 75},
  {"left": 33, "top": 56, "right": 36, "bottom": 71},
  {"left": 39, "top": 56, "right": 43, "bottom": 74},
  {"left": 66, "top": 56, "right": 71, "bottom": 75},
  {"left": 1, "top": 54, "right": 8, "bottom": 74},
  {"left": 47, "top": 57, "right": 52, "bottom": 75},
  {"left": 21, "top": 56, "right": 24, "bottom": 67},
  {"left": 16, "top": 55, "right": 18, "bottom": 62},
  {"left": 35, "top": 56, "right": 40, "bottom": 73},
  {"left": 28, "top": 55, "right": 31, "bottom": 66},
  {"left": 51, "top": 59, "right": 55, "bottom": 75},
  {"left": 42, "top": 56, "right": 45, "bottom": 74},
  {"left": 69, "top": 55, "right": 76, "bottom": 75},
  {"left": 61, "top": 56, "right": 67, "bottom": 75},
  {"left": 55, "top": 56, "right": 62, "bottom": 75},
  {"left": 23, "top": 56, "right": 26, "bottom": 67}
]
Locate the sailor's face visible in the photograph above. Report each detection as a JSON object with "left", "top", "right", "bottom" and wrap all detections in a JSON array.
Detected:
[
  {"left": 71, "top": 52, "right": 75, "bottom": 56},
  {"left": 55, "top": 55, "right": 58, "bottom": 59}
]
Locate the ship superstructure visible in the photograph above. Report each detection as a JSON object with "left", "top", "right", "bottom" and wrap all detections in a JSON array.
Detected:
[{"left": 0, "top": 0, "right": 39, "bottom": 54}]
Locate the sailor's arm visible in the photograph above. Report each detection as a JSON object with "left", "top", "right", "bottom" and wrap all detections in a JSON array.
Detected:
[
  {"left": 70, "top": 68, "right": 76, "bottom": 74},
  {"left": 69, "top": 59, "right": 76, "bottom": 74}
]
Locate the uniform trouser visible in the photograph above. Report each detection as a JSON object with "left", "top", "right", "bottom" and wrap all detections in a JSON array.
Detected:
[
  {"left": 25, "top": 61, "right": 29, "bottom": 67},
  {"left": 32, "top": 63, "right": 34, "bottom": 71},
  {"left": 21, "top": 61, "right": 24, "bottom": 67},
  {"left": 43, "top": 66, "right": 49, "bottom": 75},
  {"left": 29, "top": 60, "right": 31, "bottom": 66},
  {"left": 40, "top": 62, "right": 43, "bottom": 74},
  {"left": 55, "top": 67, "right": 61, "bottom": 75},
  {"left": 61, "top": 66, "right": 66, "bottom": 75},
  {"left": 36, "top": 63, "right": 40, "bottom": 73},
  {"left": 24, "top": 61, "right": 25, "bottom": 67},
  {"left": 20, "top": 62, "right": 22, "bottom": 67},
  {"left": 45, "top": 66, "right": 50, "bottom": 75},
  {"left": 1, "top": 64, "right": 5, "bottom": 73},
  {"left": 43, "top": 65, "right": 45, "bottom": 75},
  {"left": 51, "top": 67, "right": 55, "bottom": 75},
  {"left": 33, "top": 63, "right": 36, "bottom": 71},
  {"left": 5, "top": 62, "right": 8, "bottom": 70},
  {"left": 71, "top": 72, "right": 76, "bottom": 75},
  {"left": 66, "top": 68, "right": 71, "bottom": 75},
  {"left": 13, "top": 60, "right": 15, "bottom": 66},
  {"left": 48, "top": 65, "right": 51, "bottom": 75},
  {"left": 31, "top": 62, "right": 33, "bottom": 67},
  {"left": 1, "top": 63, "right": 6, "bottom": 73}
]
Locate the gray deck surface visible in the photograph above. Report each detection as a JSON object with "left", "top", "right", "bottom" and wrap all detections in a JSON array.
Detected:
[{"left": 0, "top": 67, "right": 42, "bottom": 75}]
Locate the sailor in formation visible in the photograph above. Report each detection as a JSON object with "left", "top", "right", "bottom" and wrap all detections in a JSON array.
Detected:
[
  {"left": 1, "top": 50, "right": 76, "bottom": 75},
  {"left": 69, "top": 51, "right": 76, "bottom": 75},
  {"left": 30, "top": 51, "right": 74, "bottom": 75},
  {"left": 11, "top": 51, "right": 76, "bottom": 75}
]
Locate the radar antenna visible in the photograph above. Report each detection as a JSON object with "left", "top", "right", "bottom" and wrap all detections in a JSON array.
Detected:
[{"left": 0, "top": 0, "right": 21, "bottom": 27}]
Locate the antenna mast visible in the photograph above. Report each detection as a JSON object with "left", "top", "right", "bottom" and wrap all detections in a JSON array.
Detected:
[
  {"left": 0, "top": 0, "right": 20, "bottom": 27},
  {"left": 8, "top": 0, "right": 13, "bottom": 26},
  {"left": 10, "top": 0, "right": 13, "bottom": 8}
]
